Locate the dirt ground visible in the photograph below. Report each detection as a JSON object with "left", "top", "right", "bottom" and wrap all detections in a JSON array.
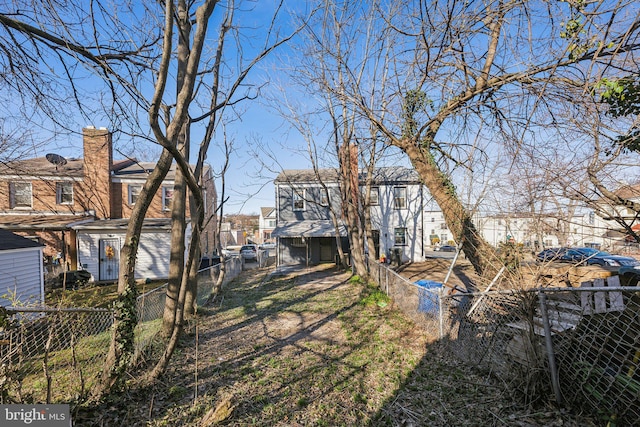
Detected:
[
  {"left": 73, "top": 263, "right": 598, "bottom": 426},
  {"left": 393, "top": 257, "right": 481, "bottom": 291}
]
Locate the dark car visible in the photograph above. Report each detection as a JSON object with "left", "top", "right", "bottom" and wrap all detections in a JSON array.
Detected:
[
  {"left": 536, "top": 247, "right": 566, "bottom": 262},
  {"left": 618, "top": 265, "right": 640, "bottom": 286},
  {"left": 199, "top": 255, "right": 221, "bottom": 270},
  {"left": 560, "top": 247, "right": 640, "bottom": 267},
  {"left": 438, "top": 245, "right": 457, "bottom": 252}
]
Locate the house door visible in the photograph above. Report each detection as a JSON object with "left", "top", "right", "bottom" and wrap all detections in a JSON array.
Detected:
[
  {"left": 99, "top": 238, "right": 120, "bottom": 281},
  {"left": 320, "top": 239, "right": 333, "bottom": 262}
]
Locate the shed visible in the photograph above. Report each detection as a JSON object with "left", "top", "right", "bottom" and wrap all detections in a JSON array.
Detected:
[
  {"left": 73, "top": 218, "right": 191, "bottom": 282},
  {"left": 0, "top": 230, "right": 45, "bottom": 307}
]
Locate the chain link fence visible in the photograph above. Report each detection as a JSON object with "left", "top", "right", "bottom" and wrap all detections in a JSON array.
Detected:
[
  {"left": 366, "top": 257, "right": 640, "bottom": 425},
  {"left": 0, "top": 256, "right": 243, "bottom": 405}
]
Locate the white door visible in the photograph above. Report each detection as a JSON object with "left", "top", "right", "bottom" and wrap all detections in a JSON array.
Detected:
[{"left": 99, "top": 238, "right": 120, "bottom": 281}]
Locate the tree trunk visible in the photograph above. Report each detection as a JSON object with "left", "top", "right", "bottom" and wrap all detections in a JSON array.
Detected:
[
  {"left": 99, "top": 149, "right": 174, "bottom": 394},
  {"left": 403, "top": 142, "right": 497, "bottom": 278}
]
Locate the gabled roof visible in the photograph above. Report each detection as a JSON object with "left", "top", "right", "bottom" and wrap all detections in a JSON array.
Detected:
[
  {"left": 261, "top": 207, "right": 275, "bottom": 218},
  {"left": 612, "top": 183, "right": 640, "bottom": 200},
  {"left": 0, "top": 230, "right": 43, "bottom": 251}
]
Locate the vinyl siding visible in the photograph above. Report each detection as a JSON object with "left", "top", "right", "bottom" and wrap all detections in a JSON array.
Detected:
[
  {"left": 0, "top": 247, "right": 44, "bottom": 307},
  {"left": 77, "top": 227, "right": 190, "bottom": 282}
]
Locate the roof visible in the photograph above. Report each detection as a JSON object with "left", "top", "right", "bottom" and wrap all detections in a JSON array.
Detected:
[
  {"left": 261, "top": 207, "right": 275, "bottom": 218},
  {"left": 72, "top": 217, "right": 176, "bottom": 232},
  {"left": 612, "top": 183, "right": 640, "bottom": 200},
  {"left": 113, "top": 162, "right": 211, "bottom": 181},
  {"left": 271, "top": 220, "right": 347, "bottom": 238},
  {"left": 274, "top": 166, "right": 421, "bottom": 185},
  {"left": 0, "top": 215, "right": 94, "bottom": 231},
  {"left": 0, "top": 157, "right": 85, "bottom": 178},
  {"left": 0, "top": 156, "right": 209, "bottom": 182},
  {"left": 0, "top": 230, "right": 43, "bottom": 251}
]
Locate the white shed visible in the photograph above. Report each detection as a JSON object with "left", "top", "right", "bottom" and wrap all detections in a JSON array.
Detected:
[
  {"left": 73, "top": 218, "right": 191, "bottom": 282},
  {"left": 0, "top": 230, "right": 45, "bottom": 307}
]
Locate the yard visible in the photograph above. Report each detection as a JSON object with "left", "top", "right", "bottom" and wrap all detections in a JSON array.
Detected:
[{"left": 72, "top": 264, "right": 597, "bottom": 426}]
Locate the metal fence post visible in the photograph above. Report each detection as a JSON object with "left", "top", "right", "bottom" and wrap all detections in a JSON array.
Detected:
[{"left": 538, "top": 290, "right": 563, "bottom": 405}]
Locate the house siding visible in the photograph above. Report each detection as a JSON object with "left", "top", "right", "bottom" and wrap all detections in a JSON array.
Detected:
[
  {"left": 0, "top": 247, "right": 44, "bottom": 307},
  {"left": 77, "top": 225, "right": 190, "bottom": 282}
]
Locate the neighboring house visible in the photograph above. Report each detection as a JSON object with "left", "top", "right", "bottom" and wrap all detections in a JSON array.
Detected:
[
  {"left": 0, "top": 126, "right": 217, "bottom": 281},
  {"left": 73, "top": 218, "right": 190, "bottom": 282},
  {"left": 0, "top": 230, "right": 45, "bottom": 307},
  {"left": 272, "top": 166, "right": 431, "bottom": 266},
  {"left": 259, "top": 207, "right": 276, "bottom": 243}
]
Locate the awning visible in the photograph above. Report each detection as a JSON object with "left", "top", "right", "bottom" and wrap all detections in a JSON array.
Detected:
[
  {"left": 272, "top": 220, "right": 347, "bottom": 238},
  {"left": 0, "top": 214, "right": 94, "bottom": 231}
]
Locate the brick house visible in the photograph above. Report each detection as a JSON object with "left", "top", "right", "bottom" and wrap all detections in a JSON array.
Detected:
[{"left": 0, "top": 127, "right": 217, "bottom": 280}]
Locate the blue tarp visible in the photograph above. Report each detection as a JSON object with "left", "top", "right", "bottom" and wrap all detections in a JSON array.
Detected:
[{"left": 415, "top": 280, "right": 442, "bottom": 314}]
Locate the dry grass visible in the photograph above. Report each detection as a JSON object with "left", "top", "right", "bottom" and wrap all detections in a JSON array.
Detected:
[{"left": 73, "top": 264, "right": 597, "bottom": 426}]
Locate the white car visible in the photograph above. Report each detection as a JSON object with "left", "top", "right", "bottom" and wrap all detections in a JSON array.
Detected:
[{"left": 240, "top": 245, "right": 257, "bottom": 262}]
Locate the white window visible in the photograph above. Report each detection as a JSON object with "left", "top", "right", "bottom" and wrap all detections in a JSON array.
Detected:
[
  {"left": 394, "top": 227, "right": 407, "bottom": 245},
  {"left": 203, "top": 189, "right": 207, "bottom": 214},
  {"left": 293, "top": 189, "right": 305, "bottom": 211},
  {"left": 10, "top": 182, "right": 32, "bottom": 208},
  {"left": 56, "top": 182, "right": 73, "bottom": 204},
  {"left": 370, "top": 187, "right": 379, "bottom": 206},
  {"left": 162, "top": 186, "right": 173, "bottom": 211},
  {"left": 128, "top": 184, "right": 142, "bottom": 206},
  {"left": 267, "top": 219, "right": 276, "bottom": 227},
  {"left": 393, "top": 187, "right": 406, "bottom": 209}
]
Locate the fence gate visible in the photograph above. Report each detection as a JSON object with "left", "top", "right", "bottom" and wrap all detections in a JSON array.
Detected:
[{"left": 99, "top": 238, "right": 120, "bottom": 281}]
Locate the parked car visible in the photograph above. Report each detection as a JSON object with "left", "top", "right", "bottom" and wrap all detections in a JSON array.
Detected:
[
  {"left": 560, "top": 247, "right": 640, "bottom": 267},
  {"left": 437, "top": 245, "right": 457, "bottom": 252},
  {"left": 536, "top": 247, "right": 567, "bottom": 262},
  {"left": 618, "top": 265, "right": 640, "bottom": 286},
  {"left": 240, "top": 244, "right": 257, "bottom": 262}
]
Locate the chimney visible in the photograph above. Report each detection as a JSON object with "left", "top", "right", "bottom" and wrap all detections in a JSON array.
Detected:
[{"left": 82, "top": 127, "right": 113, "bottom": 219}]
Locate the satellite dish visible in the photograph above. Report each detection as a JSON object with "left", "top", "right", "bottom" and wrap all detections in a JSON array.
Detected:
[{"left": 46, "top": 153, "right": 68, "bottom": 167}]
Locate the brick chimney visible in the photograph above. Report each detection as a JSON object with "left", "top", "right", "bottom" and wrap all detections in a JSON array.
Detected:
[{"left": 82, "top": 126, "right": 113, "bottom": 219}]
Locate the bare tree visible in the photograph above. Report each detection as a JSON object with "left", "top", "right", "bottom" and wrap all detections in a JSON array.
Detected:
[{"left": 0, "top": 0, "right": 302, "bottom": 392}]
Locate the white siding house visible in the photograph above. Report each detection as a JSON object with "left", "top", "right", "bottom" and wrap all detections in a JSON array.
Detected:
[
  {"left": 73, "top": 219, "right": 190, "bottom": 282},
  {"left": 0, "top": 230, "right": 45, "bottom": 307}
]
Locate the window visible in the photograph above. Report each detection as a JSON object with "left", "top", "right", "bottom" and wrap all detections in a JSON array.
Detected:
[
  {"left": 440, "top": 223, "right": 448, "bottom": 230},
  {"left": 293, "top": 189, "right": 305, "bottom": 211},
  {"left": 393, "top": 187, "right": 406, "bottom": 209},
  {"left": 319, "top": 189, "right": 328, "bottom": 206},
  {"left": 370, "top": 187, "right": 379, "bottom": 206},
  {"left": 56, "top": 182, "right": 73, "bottom": 204},
  {"left": 128, "top": 184, "right": 142, "bottom": 206},
  {"left": 10, "top": 182, "right": 32, "bottom": 208},
  {"left": 203, "top": 189, "right": 208, "bottom": 214},
  {"left": 267, "top": 219, "right": 276, "bottom": 227},
  {"left": 162, "top": 186, "right": 174, "bottom": 211},
  {"left": 394, "top": 227, "right": 407, "bottom": 245}
]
